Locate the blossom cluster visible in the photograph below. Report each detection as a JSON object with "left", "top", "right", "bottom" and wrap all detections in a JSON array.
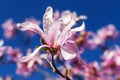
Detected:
[{"left": 0, "top": 6, "right": 119, "bottom": 80}]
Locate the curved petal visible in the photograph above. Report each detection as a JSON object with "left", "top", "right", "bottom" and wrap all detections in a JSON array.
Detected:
[
  {"left": 43, "top": 6, "right": 53, "bottom": 33},
  {"left": 61, "top": 40, "right": 79, "bottom": 60},
  {"left": 57, "top": 31, "right": 71, "bottom": 46},
  {"left": 61, "top": 40, "right": 80, "bottom": 60},
  {"left": 57, "top": 12, "right": 78, "bottom": 45},
  {"left": 17, "top": 22, "right": 45, "bottom": 37},
  {"left": 60, "top": 11, "right": 72, "bottom": 25},
  {"left": 61, "top": 48, "right": 77, "bottom": 60},
  {"left": 19, "top": 45, "right": 49, "bottom": 62},
  {"left": 71, "top": 21, "right": 85, "bottom": 32}
]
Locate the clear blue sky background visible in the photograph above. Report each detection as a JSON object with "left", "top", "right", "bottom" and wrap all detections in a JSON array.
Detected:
[{"left": 0, "top": 0, "right": 120, "bottom": 80}]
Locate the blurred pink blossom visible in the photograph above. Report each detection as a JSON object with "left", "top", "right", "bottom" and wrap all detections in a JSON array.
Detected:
[
  {"left": 16, "top": 48, "right": 48, "bottom": 76},
  {"left": 6, "top": 47, "right": 22, "bottom": 62},
  {"left": 2, "top": 19, "right": 16, "bottom": 39},
  {"left": 86, "top": 24, "right": 118, "bottom": 49},
  {"left": 101, "top": 46, "right": 120, "bottom": 79}
]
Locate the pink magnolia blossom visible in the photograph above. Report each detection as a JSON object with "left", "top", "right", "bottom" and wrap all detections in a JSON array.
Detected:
[
  {"left": 0, "top": 76, "right": 12, "bottom": 80},
  {"left": 16, "top": 49, "right": 45, "bottom": 76},
  {"left": 101, "top": 46, "right": 120, "bottom": 79},
  {"left": 16, "top": 61, "right": 37, "bottom": 76},
  {"left": 5, "top": 76, "right": 12, "bottom": 80},
  {"left": 86, "top": 24, "right": 118, "bottom": 49},
  {"left": 2, "top": 19, "right": 16, "bottom": 39},
  {"left": 81, "top": 61, "right": 106, "bottom": 80},
  {"left": 6, "top": 47, "right": 22, "bottom": 62},
  {"left": 17, "top": 6, "right": 86, "bottom": 61}
]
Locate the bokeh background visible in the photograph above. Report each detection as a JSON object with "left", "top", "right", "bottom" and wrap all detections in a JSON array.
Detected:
[{"left": 0, "top": 0, "right": 120, "bottom": 80}]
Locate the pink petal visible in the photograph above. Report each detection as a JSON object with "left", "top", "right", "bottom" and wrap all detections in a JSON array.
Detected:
[
  {"left": 57, "top": 30, "right": 70, "bottom": 46},
  {"left": 17, "top": 22, "right": 45, "bottom": 38},
  {"left": 57, "top": 12, "right": 79, "bottom": 45},
  {"left": 19, "top": 45, "right": 49, "bottom": 62},
  {"left": 63, "top": 40, "right": 80, "bottom": 53},
  {"left": 60, "top": 40, "right": 80, "bottom": 60},
  {"left": 61, "top": 48, "right": 77, "bottom": 60},
  {"left": 27, "top": 59, "right": 35, "bottom": 68},
  {"left": 47, "top": 21, "right": 61, "bottom": 47}
]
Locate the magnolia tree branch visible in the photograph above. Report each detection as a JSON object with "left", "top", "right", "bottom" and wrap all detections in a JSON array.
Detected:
[{"left": 50, "top": 54, "right": 71, "bottom": 80}]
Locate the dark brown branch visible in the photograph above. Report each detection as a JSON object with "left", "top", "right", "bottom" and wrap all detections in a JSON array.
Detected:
[{"left": 51, "top": 55, "right": 71, "bottom": 80}]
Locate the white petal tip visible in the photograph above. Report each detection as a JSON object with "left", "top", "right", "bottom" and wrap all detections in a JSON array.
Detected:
[
  {"left": 0, "top": 40, "right": 4, "bottom": 46},
  {"left": 47, "top": 6, "right": 52, "bottom": 10},
  {"left": 71, "top": 21, "right": 85, "bottom": 32},
  {"left": 79, "top": 15, "right": 87, "bottom": 20},
  {"left": 82, "top": 21, "right": 85, "bottom": 30}
]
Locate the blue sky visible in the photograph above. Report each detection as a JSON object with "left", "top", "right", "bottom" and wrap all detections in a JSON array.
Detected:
[{"left": 0, "top": 0, "right": 120, "bottom": 80}]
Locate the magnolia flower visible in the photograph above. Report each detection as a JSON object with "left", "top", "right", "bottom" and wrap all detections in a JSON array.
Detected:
[
  {"left": 86, "top": 25, "right": 118, "bottom": 49},
  {"left": 101, "top": 46, "right": 120, "bottom": 77},
  {"left": 6, "top": 47, "right": 22, "bottom": 62},
  {"left": 16, "top": 49, "right": 47, "bottom": 76},
  {"left": 17, "top": 6, "right": 86, "bottom": 61},
  {"left": 2, "top": 19, "right": 15, "bottom": 39}
]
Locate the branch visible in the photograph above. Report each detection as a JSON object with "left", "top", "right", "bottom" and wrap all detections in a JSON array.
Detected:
[{"left": 50, "top": 54, "right": 71, "bottom": 80}]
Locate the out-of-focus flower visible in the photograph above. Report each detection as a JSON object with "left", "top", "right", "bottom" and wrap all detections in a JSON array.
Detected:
[
  {"left": 2, "top": 19, "right": 16, "bottom": 39},
  {"left": 86, "top": 24, "right": 119, "bottom": 49},
  {"left": 16, "top": 49, "right": 47, "bottom": 76},
  {"left": 0, "top": 76, "right": 12, "bottom": 80},
  {"left": 6, "top": 47, "right": 22, "bottom": 62},
  {"left": 82, "top": 61, "right": 105, "bottom": 80},
  {"left": 101, "top": 48, "right": 117, "bottom": 68},
  {"left": 16, "top": 58, "right": 37, "bottom": 76},
  {"left": 0, "top": 76, "right": 3, "bottom": 80},
  {"left": 5, "top": 76, "right": 12, "bottom": 80},
  {"left": 17, "top": 6, "right": 86, "bottom": 61},
  {"left": 101, "top": 46, "right": 120, "bottom": 79}
]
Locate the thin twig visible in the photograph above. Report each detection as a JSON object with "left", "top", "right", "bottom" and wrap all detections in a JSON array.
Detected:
[{"left": 50, "top": 55, "right": 71, "bottom": 80}]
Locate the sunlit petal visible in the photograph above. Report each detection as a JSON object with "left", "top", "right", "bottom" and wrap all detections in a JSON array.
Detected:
[
  {"left": 60, "top": 11, "right": 72, "bottom": 25},
  {"left": 48, "top": 21, "right": 61, "bottom": 47},
  {"left": 43, "top": 6, "right": 53, "bottom": 33},
  {"left": 61, "top": 47, "right": 77, "bottom": 60},
  {"left": 71, "top": 21, "right": 85, "bottom": 32},
  {"left": 19, "top": 45, "right": 49, "bottom": 62},
  {"left": 17, "top": 22, "right": 44, "bottom": 37}
]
